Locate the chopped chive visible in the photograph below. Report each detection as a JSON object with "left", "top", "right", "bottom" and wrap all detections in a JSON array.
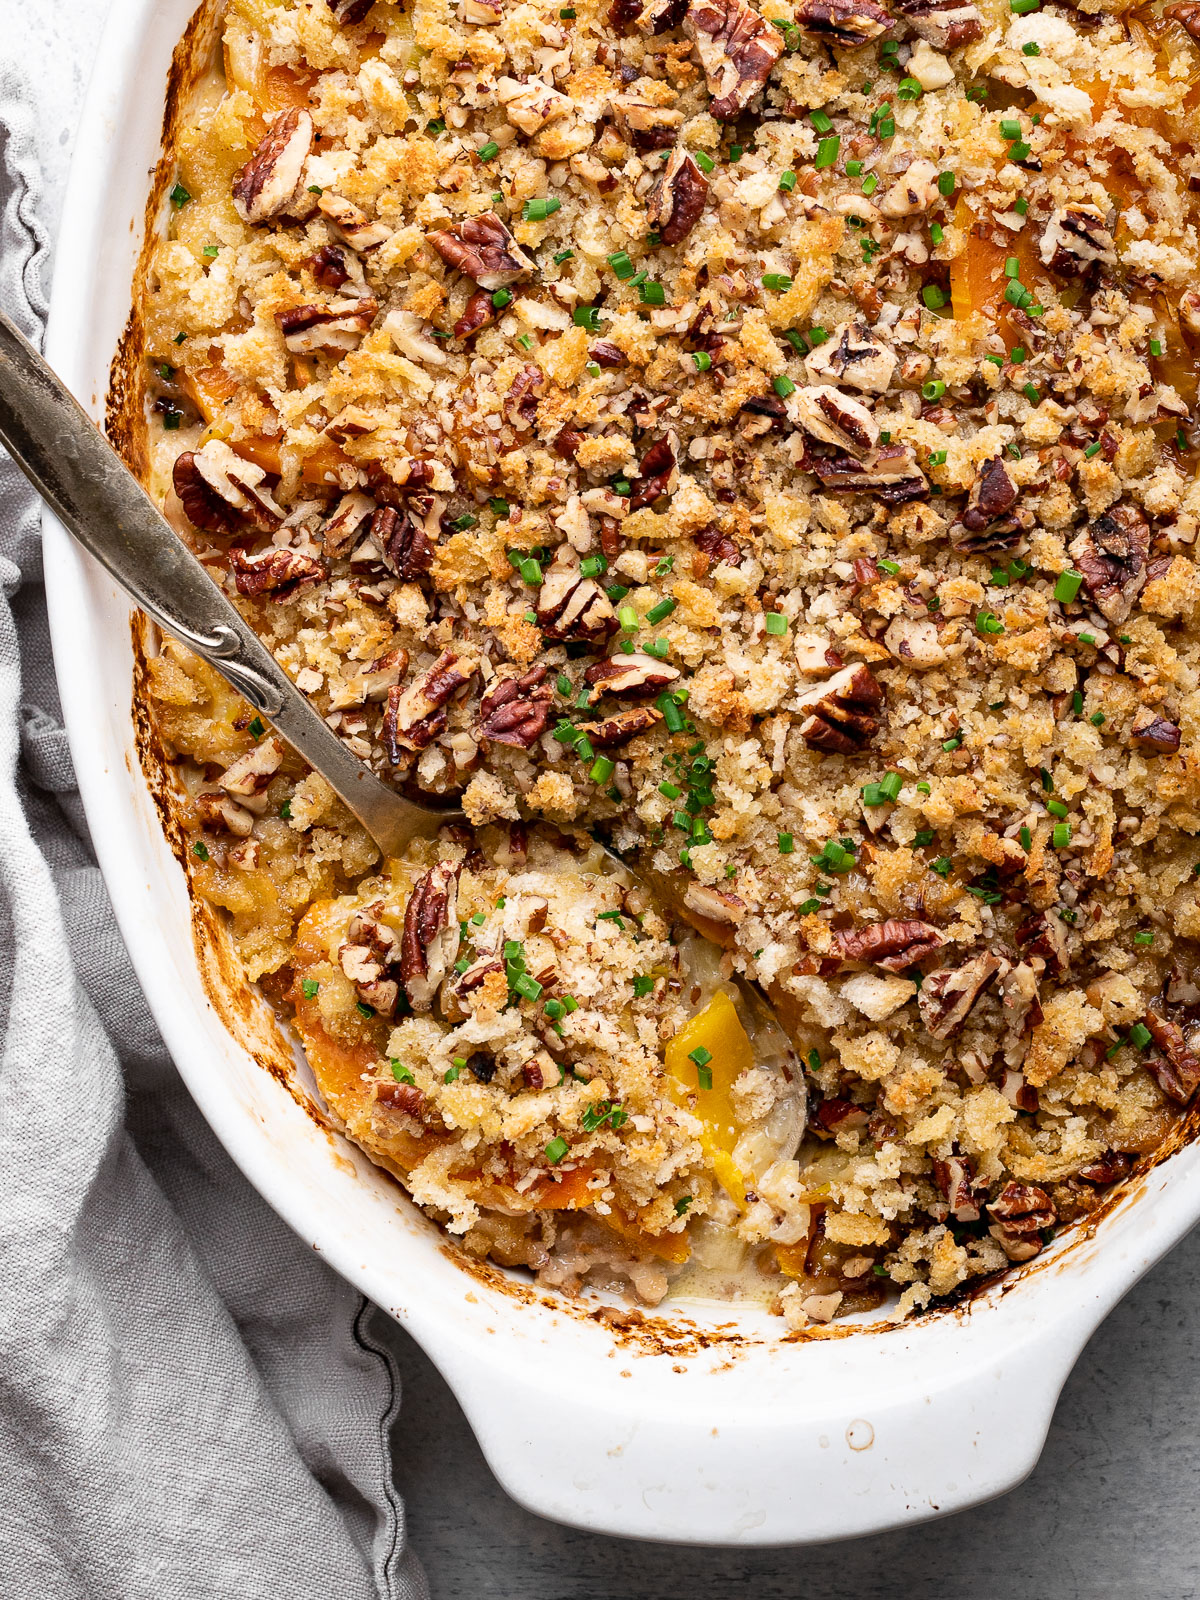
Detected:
[
  {"left": 897, "top": 77, "right": 922, "bottom": 101},
  {"left": 356, "top": 1002, "right": 375, "bottom": 1019},
  {"left": 659, "top": 781, "right": 681, "bottom": 799},
  {"left": 524, "top": 197, "right": 561, "bottom": 221},
  {"left": 937, "top": 170, "right": 955, "bottom": 196},
  {"left": 478, "top": 141, "right": 499, "bottom": 161},
  {"left": 1091, "top": 711, "right": 1106, "bottom": 726},
  {"left": 773, "top": 374, "right": 796, "bottom": 398},
  {"left": 697, "top": 1065, "right": 713, "bottom": 1091},
  {"left": 689, "top": 1046, "right": 713, "bottom": 1068},
  {"left": 302, "top": 978, "right": 320, "bottom": 999},
  {"left": 692, "top": 350, "right": 712, "bottom": 371},
  {"left": 1134, "top": 932, "right": 1155, "bottom": 946},
  {"left": 1015, "top": 196, "right": 1029, "bottom": 215},
  {"left": 202, "top": 245, "right": 219, "bottom": 258},
  {"left": 877, "top": 558, "right": 900, "bottom": 575},
  {"left": 1054, "top": 570, "right": 1082, "bottom": 604},
  {"left": 554, "top": 248, "right": 575, "bottom": 263},
  {"left": 590, "top": 755, "right": 616, "bottom": 783},
  {"left": 922, "top": 285, "right": 946, "bottom": 311},
  {"left": 607, "top": 249, "right": 634, "bottom": 279},
  {"left": 492, "top": 288, "right": 513, "bottom": 309},
  {"left": 930, "top": 222, "right": 944, "bottom": 245},
  {"left": 778, "top": 832, "right": 795, "bottom": 854},
  {"left": 778, "top": 171, "right": 797, "bottom": 191},
  {"left": 1052, "top": 822, "right": 1071, "bottom": 849},
  {"left": 639, "top": 280, "right": 666, "bottom": 306},
  {"left": 170, "top": 182, "right": 191, "bottom": 209},
  {"left": 861, "top": 173, "right": 879, "bottom": 196},
  {"left": 646, "top": 597, "right": 676, "bottom": 625},
  {"left": 573, "top": 305, "right": 601, "bottom": 330},
  {"left": 931, "top": 856, "right": 952, "bottom": 877},
  {"left": 922, "top": 379, "right": 946, "bottom": 400},
  {"left": 657, "top": 691, "right": 685, "bottom": 733},
  {"left": 762, "top": 272, "right": 793, "bottom": 291},
  {"left": 846, "top": 159, "right": 863, "bottom": 176},
  {"left": 545, "top": 1136, "right": 569, "bottom": 1164},
  {"left": 764, "top": 612, "right": 787, "bottom": 635},
  {"left": 815, "top": 137, "right": 840, "bottom": 169},
  {"left": 1047, "top": 798, "right": 1068, "bottom": 819},
  {"left": 694, "top": 150, "right": 716, "bottom": 173}
]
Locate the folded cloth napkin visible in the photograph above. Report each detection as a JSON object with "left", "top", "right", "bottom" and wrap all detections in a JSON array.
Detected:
[{"left": 0, "top": 26, "right": 427, "bottom": 1600}]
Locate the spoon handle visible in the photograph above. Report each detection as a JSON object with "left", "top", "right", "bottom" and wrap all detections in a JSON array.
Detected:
[{"left": 0, "top": 307, "right": 452, "bottom": 855}]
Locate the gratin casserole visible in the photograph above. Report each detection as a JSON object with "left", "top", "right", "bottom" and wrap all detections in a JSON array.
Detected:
[{"left": 138, "top": 0, "right": 1200, "bottom": 1326}]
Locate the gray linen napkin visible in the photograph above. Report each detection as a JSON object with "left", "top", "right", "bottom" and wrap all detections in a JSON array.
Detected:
[{"left": 0, "top": 23, "right": 428, "bottom": 1600}]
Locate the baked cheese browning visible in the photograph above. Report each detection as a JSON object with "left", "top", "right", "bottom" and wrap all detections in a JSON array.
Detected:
[{"left": 140, "top": 0, "right": 1200, "bottom": 1324}]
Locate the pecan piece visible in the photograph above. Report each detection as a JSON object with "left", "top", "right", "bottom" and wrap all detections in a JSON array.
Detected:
[
  {"left": 317, "top": 192, "right": 392, "bottom": 252},
  {"left": 685, "top": 0, "right": 785, "bottom": 120},
  {"left": 322, "top": 490, "right": 376, "bottom": 558},
  {"left": 371, "top": 503, "right": 435, "bottom": 582},
  {"left": 382, "top": 650, "right": 475, "bottom": 758},
  {"left": 1014, "top": 910, "right": 1070, "bottom": 978},
  {"left": 918, "top": 950, "right": 1006, "bottom": 1039},
  {"left": 987, "top": 1181, "right": 1055, "bottom": 1262},
  {"left": 339, "top": 902, "right": 402, "bottom": 1018},
  {"left": 454, "top": 287, "right": 497, "bottom": 340},
  {"left": 610, "top": 0, "right": 688, "bottom": 30},
  {"left": 232, "top": 108, "right": 314, "bottom": 225},
  {"left": 1165, "top": 0, "right": 1200, "bottom": 34},
  {"left": 789, "top": 385, "right": 879, "bottom": 456},
  {"left": 310, "top": 244, "right": 349, "bottom": 289},
  {"left": 683, "top": 882, "right": 747, "bottom": 925},
  {"left": 575, "top": 705, "right": 663, "bottom": 747},
  {"left": 1038, "top": 205, "right": 1116, "bottom": 278},
  {"left": 837, "top": 918, "right": 945, "bottom": 971},
  {"left": 276, "top": 297, "right": 378, "bottom": 353},
  {"left": 1130, "top": 711, "right": 1181, "bottom": 754},
  {"left": 804, "top": 319, "right": 896, "bottom": 393},
  {"left": 1068, "top": 503, "right": 1149, "bottom": 624},
  {"left": 961, "top": 456, "right": 1018, "bottom": 533},
  {"left": 173, "top": 441, "right": 283, "bottom": 536},
  {"left": 630, "top": 433, "right": 679, "bottom": 509},
  {"left": 536, "top": 557, "right": 619, "bottom": 642},
  {"left": 932, "top": 1150, "right": 985, "bottom": 1222},
  {"left": 810, "top": 443, "right": 929, "bottom": 502},
  {"left": 219, "top": 738, "right": 284, "bottom": 800},
  {"left": 647, "top": 150, "right": 709, "bottom": 245},
  {"left": 194, "top": 791, "right": 255, "bottom": 837},
  {"left": 693, "top": 522, "right": 741, "bottom": 568},
  {"left": 584, "top": 652, "right": 681, "bottom": 702},
  {"left": 333, "top": 0, "right": 374, "bottom": 20},
  {"left": 890, "top": 0, "right": 983, "bottom": 49},
  {"left": 498, "top": 77, "right": 573, "bottom": 137},
  {"left": 401, "top": 862, "right": 462, "bottom": 1012},
  {"left": 610, "top": 94, "right": 686, "bottom": 152},
  {"left": 793, "top": 0, "right": 891, "bottom": 41},
  {"left": 796, "top": 663, "right": 884, "bottom": 754},
  {"left": 230, "top": 545, "right": 326, "bottom": 598},
  {"left": 1077, "top": 1150, "right": 1132, "bottom": 1185},
  {"left": 427, "top": 212, "right": 534, "bottom": 292},
  {"left": 377, "top": 1081, "right": 427, "bottom": 1117},
  {"left": 1143, "top": 1010, "right": 1200, "bottom": 1104},
  {"left": 476, "top": 665, "right": 555, "bottom": 748}
]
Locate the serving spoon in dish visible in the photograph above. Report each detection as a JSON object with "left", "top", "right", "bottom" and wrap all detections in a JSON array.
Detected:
[
  {"left": 0, "top": 306, "right": 460, "bottom": 855},
  {"left": 0, "top": 308, "right": 803, "bottom": 1094}
]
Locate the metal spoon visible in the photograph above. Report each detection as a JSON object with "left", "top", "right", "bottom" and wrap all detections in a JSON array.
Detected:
[{"left": 0, "top": 307, "right": 460, "bottom": 856}]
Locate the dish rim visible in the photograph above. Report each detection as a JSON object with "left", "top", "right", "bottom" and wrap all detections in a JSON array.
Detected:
[{"left": 38, "top": 0, "right": 1200, "bottom": 1545}]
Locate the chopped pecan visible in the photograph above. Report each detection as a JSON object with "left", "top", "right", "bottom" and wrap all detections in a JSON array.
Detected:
[
  {"left": 219, "top": 738, "right": 284, "bottom": 799},
  {"left": 647, "top": 150, "right": 709, "bottom": 245},
  {"left": 918, "top": 950, "right": 1005, "bottom": 1039},
  {"left": 630, "top": 433, "right": 679, "bottom": 509},
  {"left": 371, "top": 503, "right": 435, "bottom": 582},
  {"left": 584, "top": 652, "right": 681, "bottom": 702},
  {"left": 610, "top": 0, "right": 688, "bottom": 29},
  {"left": 457, "top": 957, "right": 505, "bottom": 997},
  {"left": 499, "top": 76, "right": 573, "bottom": 137},
  {"left": 693, "top": 522, "right": 741, "bottom": 568},
  {"left": 932, "top": 1150, "right": 985, "bottom": 1222},
  {"left": 878, "top": 158, "right": 941, "bottom": 218},
  {"left": 173, "top": 441, "right": 283, "bottom": 536},
  {"left": 1039, "top": 205, "right": 1116, "bottom": 278},
  {"left": 310, "top": 244, "right": 349, "bottom": 289},
  {"left": 610, "top": 94, "right": 686, "bottom": 152},
  {"left": 317, "top": 192, "right": 392, "bottom": 252},
  {"left": 340, "top": 903, "right": 402, "bottom": 1018},
  {"left": 536, "top": 557, "right": 619, "bottom": 642},
  {"left": 466, "top": 1050, "right": 498, "bottom": 1083},
  {"left": 890, "top": 0, "right": 983, "bottom": 49},
  {"left": 460, "top": 0, "right": 503, "bottom": 19},
  {"left": 1130, "top": 711, "right": 1181, "bottom": 753},
  {"left": 377, "top": 1081, "right": 427, "bottom": 1117},
  {"left": 1068, "top": 504, "right": 1149, "bottom": 623},
  {"left": 1143, "top": 1010, "right": 1200, "bottom": 1104},
  {"left": 476, "top": 665, "right": 555, "bottom": 748},
  {"left": 589, "top": 339, "right": 626, "bottom": 368},
  {"left": 796, "top": 663, "right": 884, "bottom": 754},
  {"left": 686, "top": 0, "right": 785, "bottom": 120},
  {"left": 987, "top": 1181, "right": 1055, "bottom": 1262},
  {"left": 194, "top": 791, "right": 255, "bottom": 838},
  {"left": 1014, "top": 910, "right": 1070, "bottom": 978},
  {"left": 382, "top": 650, "right": 474, "bottom": 758},
  {"left": 837, "top": 918, "right": 945, "bottom": 971},
  {"left": 332, "top": 0, "right": 374, "bottom": 20},
  {"left": 401, "top": 862, "right": 461, "bottom": 1012},
  {"left": 232, "top": 108, "right": 314, "bottom": 225},
  {"left": 684, "top": 882, "right": 747, "bottom": 925},
  {"left": 427, "top": 212, "right": 534, "bottom": 291},
  {"left": 882, "top": 613, "right": 945, "bottom": 667},
  {"left": 789, "top": 385, "right": 879, "bottom": 456},
  {"left": 230, "top": 544, "right": 326, "bottom": 598},
  {"left": 276, "top": 296, "right": 378, "bottom": 353},
  {"left": 322, "top": 490, "right": 375, "bottom": 557},
  {"left": 811, "top": 443, "right": 929, "bottom": 502},
  {"left": 1000, "top": 1069, "right": 1039, "bottom": 1113},
  {"left": 454, "top": 287, "right": 497, "bottom": 340},
  {"left": 805, "top": 319, "right": 896, "bottom": 393},
  {"left": 350, "top": 647, "right": 409, "bottom": 704},
  {"left": 1165, "top": 0, "right": 1200, "bottom": 34},
  {"left": 813, "top": 1096, "right": 870, "bottom": 1133},
  {"left": 1077, "top": 1150, "right": 1133, "bottom": 1185},
  {"left": 793, "top": 0, "right": 890, "bottom": 40},
  {"left": 961, "top": 456, "right": 1019, "bottom": 533},
  {"left": 575, "top": 705, "right": 663, "bottom": 747},
  {"left": 504, "top": 363, "right": 544, "bottom": 430}
]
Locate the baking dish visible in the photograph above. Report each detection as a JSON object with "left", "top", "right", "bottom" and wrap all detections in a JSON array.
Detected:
[{"left": 39, "top": 0, "right": 1200, "bottom": 1544}]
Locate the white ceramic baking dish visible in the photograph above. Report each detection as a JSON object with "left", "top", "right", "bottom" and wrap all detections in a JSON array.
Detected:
[{"left": 40, "top": 0, "right": 1200, "bottom": 1545}]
